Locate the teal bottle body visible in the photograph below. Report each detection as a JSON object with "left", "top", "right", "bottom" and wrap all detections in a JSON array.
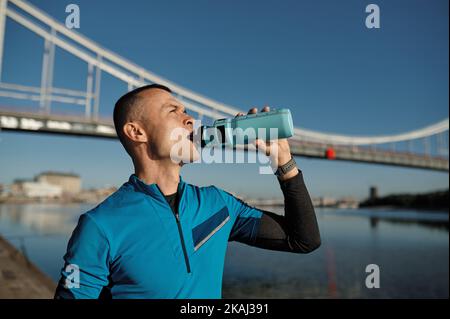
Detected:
[{"left": 200, "top": 108, "right": 294, "bottom": 147}]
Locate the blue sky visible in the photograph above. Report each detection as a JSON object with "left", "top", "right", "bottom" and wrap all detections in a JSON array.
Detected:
[{"left": 0, "top": 0, "right": 448, "bottom": 200}]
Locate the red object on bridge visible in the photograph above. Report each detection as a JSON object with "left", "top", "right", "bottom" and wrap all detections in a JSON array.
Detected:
[{"left": 325, "top": 147, "right": 336, "bottom": 159}]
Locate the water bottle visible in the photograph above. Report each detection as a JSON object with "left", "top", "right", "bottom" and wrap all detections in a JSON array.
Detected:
[{"left": 193, "top": 108, "right": 294, "bottom": 147}]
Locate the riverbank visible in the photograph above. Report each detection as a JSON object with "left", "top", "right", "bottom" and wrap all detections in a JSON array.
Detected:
[
  {"left": 0, "top": 186, "right": 118, "bottom": 205},
  {"left": 0, "top": 235, "right": 56, "bottom": 298},
  {"left": 359, "top": 189, "right": 449, "bottom": 212}
]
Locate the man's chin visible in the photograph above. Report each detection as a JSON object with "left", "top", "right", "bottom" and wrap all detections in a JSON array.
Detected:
[
  {"left": 169, "top": 139, "right": 200, "bottom": 164},
  {"left": 181, "top": 153, "right": 201, "bottom": 165},
  {"left": 171, "top": 152, "right": 200, "bottom": 166}
]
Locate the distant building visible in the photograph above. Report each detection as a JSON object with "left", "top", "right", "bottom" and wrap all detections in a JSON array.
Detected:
[
  {"left": 11, "top": 180, "right": 62, "bottom": 198},
  {"left": 336, "top": 196, "right": 360, "bottom": 209},
  {"left": 10, "top": 178, "right": 32, "bottom": 195},
  {"left": 370, "top": 186, "right": 378, "bottom": 200},
  {"left": 311, "top": 197, "right": 338, "bottom": 207},
  {"left": 35, "top": 171, "right": 81, "bottom": 195}
]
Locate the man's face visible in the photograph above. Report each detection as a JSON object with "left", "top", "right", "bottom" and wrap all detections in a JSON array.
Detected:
[{"left": 136, "top": 88, "right": 200, "bottom": 163}]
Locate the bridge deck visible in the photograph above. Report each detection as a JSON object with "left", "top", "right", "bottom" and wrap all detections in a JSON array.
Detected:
[{"left": 0, "top": 108, "right": 448, "bottom": 172}]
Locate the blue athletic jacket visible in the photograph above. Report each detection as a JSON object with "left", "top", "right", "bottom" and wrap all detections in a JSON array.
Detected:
[{"left": 55, "top": 174, "right": 263, "bottom": 299}]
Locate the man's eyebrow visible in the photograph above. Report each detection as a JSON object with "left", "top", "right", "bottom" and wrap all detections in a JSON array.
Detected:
[
  {"left": 163, "top": 100, "right": 186, "bottom": 110},
  {"left": 162, "top": 101, "right": 178, "bottom": 108},
  {"left": 164, "top": 99, "right": 181, "bottom": 105}
]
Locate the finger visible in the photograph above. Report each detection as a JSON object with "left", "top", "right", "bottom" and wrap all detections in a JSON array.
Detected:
[
  {"left": 256, "top": 139, "right": 272, "bottom": 157},
  {"left": 266, "top": 141, "right": 277, "bottom": 157},
  {"left": 254, "top": 139, "right": 267, "bottom": 153},
  {"left": 252, "top": 139, "right": 261, "bottom": 149},
  {"left": 264, "top": 141, "right": 271, "bottom": 157},
  {"left": 248, "top": 107, "right": 258, "bottom": 114},
  {"left": 247, "top": 141, "right": 258, "bottom": 152},
  {"left": 235, "top": 112, "right": 245, "bottom": 118},
  {"left": 261, "top": 105, "right": 270, "bottom": 112}
]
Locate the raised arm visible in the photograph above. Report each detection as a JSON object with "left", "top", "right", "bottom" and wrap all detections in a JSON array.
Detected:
[
  {"left": 229, "top": 106, "right": 321, "bottom": 253},
  {"left": 253, "top": 169, "right": 321, "bottom": 253}
]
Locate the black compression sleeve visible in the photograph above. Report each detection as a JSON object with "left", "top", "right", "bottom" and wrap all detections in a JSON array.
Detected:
[{"left": 253, "top": 169, "right": 321, "bottom": 253}]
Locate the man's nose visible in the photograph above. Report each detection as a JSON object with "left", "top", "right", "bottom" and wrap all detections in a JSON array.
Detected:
[{"left": 183, "top": 114, "right": 194, "bottom": 129}]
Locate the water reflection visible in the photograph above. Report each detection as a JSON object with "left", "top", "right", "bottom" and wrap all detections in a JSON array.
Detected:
[
  {"left": 0, "top": 203, "right": 90, "bottom": 235},
  {"left": 0, "top": 204, "right": 448, "bottom": 298}
]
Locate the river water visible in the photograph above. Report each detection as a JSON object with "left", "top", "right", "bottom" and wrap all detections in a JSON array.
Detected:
[{"left": 0, "top": 203, "right": 448, "bottom": 298}]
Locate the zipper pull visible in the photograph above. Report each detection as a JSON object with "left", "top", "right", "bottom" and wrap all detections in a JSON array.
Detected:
[{"left": 175, "top": 213, "right": 180, "bottom": 222}]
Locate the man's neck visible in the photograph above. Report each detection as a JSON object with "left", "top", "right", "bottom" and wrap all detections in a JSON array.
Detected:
[{"left": 134, "top": 159, "right": 181, "bottom": 196}]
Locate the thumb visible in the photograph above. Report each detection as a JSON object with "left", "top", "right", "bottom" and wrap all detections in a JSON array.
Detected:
[{"left": 254, "top": 139, "right": 269, "bottom": 155}]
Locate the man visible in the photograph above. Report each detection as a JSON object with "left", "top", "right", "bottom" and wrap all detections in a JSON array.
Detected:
[{"left": 54, "top": 84, "right": 321, "bottom": 299}]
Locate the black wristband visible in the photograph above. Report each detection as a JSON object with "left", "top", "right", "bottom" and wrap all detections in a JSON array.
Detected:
[{"left": 274, "top": 157, "right": 297, "bottom": 177}]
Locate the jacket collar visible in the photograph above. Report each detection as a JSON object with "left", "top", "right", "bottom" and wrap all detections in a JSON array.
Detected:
[{"left": 128, "top": 174, "right": 186, "bottom": 201}]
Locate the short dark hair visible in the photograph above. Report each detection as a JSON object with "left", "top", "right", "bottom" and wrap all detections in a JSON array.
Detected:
[{"left": 113, "top": 84, "right": 172, "bottom": 156}]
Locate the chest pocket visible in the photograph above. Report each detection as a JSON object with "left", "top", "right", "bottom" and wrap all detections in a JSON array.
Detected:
[{"left": 192, "top": 206, "right": 230, "bottom": 251}]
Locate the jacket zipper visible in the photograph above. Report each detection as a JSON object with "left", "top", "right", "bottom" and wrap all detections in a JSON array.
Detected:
[
  {"left": 174, "top": 212, "right": 191, "bottom": 273},
  {"left": 156, "top": 180, "right": 191, "bottom": 274}
]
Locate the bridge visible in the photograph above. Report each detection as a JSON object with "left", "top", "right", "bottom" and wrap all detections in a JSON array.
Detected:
[{"left": 0, "top": 0, "right": 448, "bottom": 172}]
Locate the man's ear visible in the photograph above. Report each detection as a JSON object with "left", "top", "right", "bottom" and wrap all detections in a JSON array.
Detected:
[{"left": 123, "top": 122, "right": 148, "bottom": 143}]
